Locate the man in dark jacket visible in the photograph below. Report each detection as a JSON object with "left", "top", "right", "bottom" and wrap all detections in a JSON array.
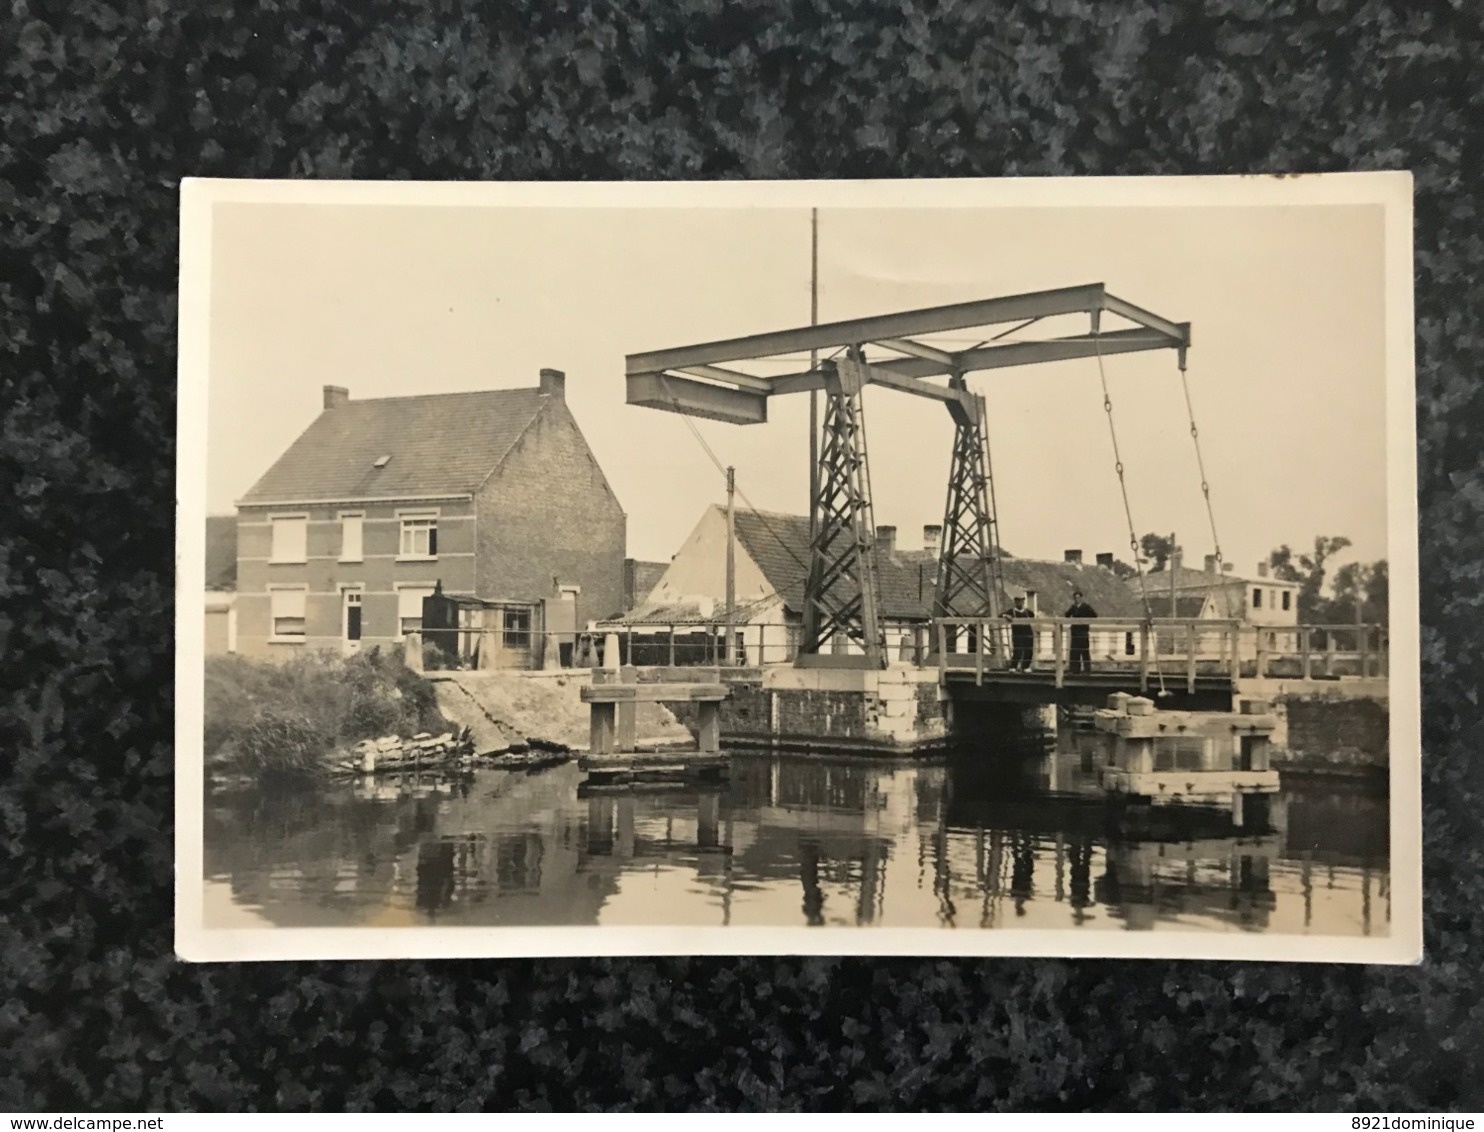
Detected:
[
  {"left": 1064, "top": 590, "right": 1098, "bottom": 674},
  {"left": 1003, "top": 594, "right": 1036, "bottom": 671}
]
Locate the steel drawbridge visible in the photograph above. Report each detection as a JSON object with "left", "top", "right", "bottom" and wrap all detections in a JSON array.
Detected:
[{"left": 626, "top": 283, "right": 1192, "bottom": 670}]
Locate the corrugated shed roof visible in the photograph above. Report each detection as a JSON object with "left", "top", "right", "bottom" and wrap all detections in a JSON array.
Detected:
[
  {"left": 731, "top": 509, "right": 1145, "bottom": 621},
  {"left": 239, "top": 387, "right": 549, "bottom": 503},
  {"left": 205, "top": 515, "right": 237, "bottom": 591},
  {"left": 599, "top": 595, "right": 776, "bottom": 627}
]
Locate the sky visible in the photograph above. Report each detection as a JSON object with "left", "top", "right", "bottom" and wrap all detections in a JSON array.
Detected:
[{"left": 206, "top": 195, "right": 1389, "bottom": 576}]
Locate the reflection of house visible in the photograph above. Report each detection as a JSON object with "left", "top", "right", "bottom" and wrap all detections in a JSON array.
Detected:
[
  {"left": 230, "top": 371, "right": 625, "bottom": 664},
  {"left": 601, "top": 509, "right": 1146, "bottom": 664},
  {"left": 204, "top": 514, "right": 238, "bottom": 655}
]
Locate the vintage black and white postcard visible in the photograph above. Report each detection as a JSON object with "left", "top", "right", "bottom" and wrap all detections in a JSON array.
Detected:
[{"left": 176, "top": 174, "right": 1420, "bottom": 962}]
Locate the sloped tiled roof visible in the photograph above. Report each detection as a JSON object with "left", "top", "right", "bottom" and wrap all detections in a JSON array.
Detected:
[
  {"left": 730, "top": 509, "right": 1144, "bottom": 621},
  {"left": 1000, "top": 558, "right": 1147, "bottom": 618},
  {"left": 731, "top": 510, "right": 811, "bottom": 611},
  {"left": 729, "top": 511, "right": 936, "bottom": 620},
  {"left": 240, "top": 388, "right": 549, "bottom": 504},
  {"left": 1150, "top": 564, "right": 1295, "bottom": 590},
  {"left": 204, "top": 515, "right": 237, "bottom": 591},
  {"left": 1140, "top": 594, "right": 1216, "bottom": 619}
]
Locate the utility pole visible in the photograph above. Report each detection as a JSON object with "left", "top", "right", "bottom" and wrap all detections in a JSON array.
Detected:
[
  {"left": 1169, "top": 530, "right": 1178, "bottom": 619},
  {"left": 808, "top": 209, "right": 819, "bottom": 549},
  {"left": 725, "top": 465, "right": 736, "bottom": 666}
]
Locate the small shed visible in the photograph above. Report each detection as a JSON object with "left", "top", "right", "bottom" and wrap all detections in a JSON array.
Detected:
[{"left": 417, "top": 583, "right": 545, "bottom": 671}]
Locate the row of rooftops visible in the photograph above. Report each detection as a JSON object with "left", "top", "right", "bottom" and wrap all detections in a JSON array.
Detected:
[
  {"left": 619, "top": 507, "right": 1291, "bottom": 628},
  {"left": 216, "top": 375, "right": 1296, "bottom": 619}
]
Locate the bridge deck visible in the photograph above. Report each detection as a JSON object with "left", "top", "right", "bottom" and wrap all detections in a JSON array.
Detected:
[{"left": 939, "top": 665, "right": 1235, "bottom": 709}]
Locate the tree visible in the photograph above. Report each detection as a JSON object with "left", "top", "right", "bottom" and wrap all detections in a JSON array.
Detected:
[
  {"left": 1139, "top": 533, "right": 1181, "bottom": 572},
  {"left": 1266, "top": 544, "right": 1302, "bottom": 582},
  {"left": 1323, "top": 559, "right": 1389, "bottom": 625},
  {"left": 1267, "top": 535, "right": 1351, "bottom": 621},
  {"left": 1108, "top": 558, "right": 1139, "bottom": 581}
]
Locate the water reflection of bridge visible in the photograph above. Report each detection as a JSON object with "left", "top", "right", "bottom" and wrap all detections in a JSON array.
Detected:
[{"left": 203, "top": 746, "right": 1389, "bottom": 934}]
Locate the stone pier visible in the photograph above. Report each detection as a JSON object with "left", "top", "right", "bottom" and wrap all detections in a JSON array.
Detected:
[
  {"left": 1095, "top": 693, "right": 1281, "bottom": 829},
  {"left": 634, "top": 663, "right": 950, "bottom": 755}
]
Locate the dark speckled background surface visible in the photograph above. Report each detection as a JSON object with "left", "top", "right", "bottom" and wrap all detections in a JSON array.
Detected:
[{"left": 3, "top": 0, "right": 1481, "bottom": 1112}]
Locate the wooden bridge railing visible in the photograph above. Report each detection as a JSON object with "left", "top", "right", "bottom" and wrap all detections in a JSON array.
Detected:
[
  {"left": 929, "top": 617, "right": 1389, "bottom": 689},
  {"left": 931, "top": 617, "right": 1242, "bottom": 693},
  {"left": 1249, "top": 623, "right": 1389, "bottom": 680}
]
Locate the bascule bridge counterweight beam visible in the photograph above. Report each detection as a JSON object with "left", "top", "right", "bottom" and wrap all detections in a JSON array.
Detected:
[{"left": 623, "top": 283, "right": 1190, "bottom": 667}]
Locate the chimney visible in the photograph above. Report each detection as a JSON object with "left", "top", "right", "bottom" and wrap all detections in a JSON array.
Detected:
[
  {"left": 876, "top": 525, "right": 897, "bottom": 557},
  {"left": 1096, "top": 552, "right": 1115, "bottom": 570},
  {"left": 1064, "top": 549, "right": 1082, "bottom": 564},
  {"left": 539, "top": 367, "right": 566, "bottom": 400},
  {"left": 923, "top": 524, "right": 942, "bottom": 557},
  {"left": 1257, "top": 561, "right": 1269, "bottom": 578},
  {"left": 323, "top": 385, "right": 349, "bottom": 410},
  {"left": 1170, "top": 549, "right": 1183, "bottom": 572},
  {"left": 1204, "top": 554, "right": 1218, "bottom": 573}
]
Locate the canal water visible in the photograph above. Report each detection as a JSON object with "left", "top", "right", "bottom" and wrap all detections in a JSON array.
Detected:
[{"left": 203, "top": 730, "right": 1389, "bottom": 935}]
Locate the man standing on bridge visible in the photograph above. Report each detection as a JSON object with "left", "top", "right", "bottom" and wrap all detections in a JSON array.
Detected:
[
  {"left": 1004, "top": 594, "right": 1036, "bottom": 671},
  {"left": 1064, "top": 589, "right": 1098, "bottom": 674}
]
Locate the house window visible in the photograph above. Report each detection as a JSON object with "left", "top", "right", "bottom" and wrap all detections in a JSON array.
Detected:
[
  {"left": 269, "top": 515, "right": 307, "bottom": 564},
  {"left": 397, "top": 585, "right": 436, "bottom": 639},
  {"left": 503, "top": 608, "right": 532, "bottom": 648},
  {"left": 1282, "top": 591, "right": 1291, "bottom": 611},
  {"left": 399, "top": 513, "right": 438, "bottom": 559},
  {"left": 339, "top": 513, "right": 364, "bottom": 562},
  {"left": 269, "top": 587, "right": 307, "bottom": 641},
  {"left": 1252, "top": 588, "right": 1263, "bottom": 609},
  {"left": 343, "top": 589, "right": 363, "bottom": 642}
]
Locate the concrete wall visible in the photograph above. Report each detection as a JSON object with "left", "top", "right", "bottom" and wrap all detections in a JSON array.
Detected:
[
  {"left": 476, "top": 397, "right": 626, "bottom": 624},
  {"left": 1279, "top": 693, "right": 1389, "bottom": 772},
  {"left": 235, "top": 498, "right": 477, "bottom": 658},
  {"left": 659, "top": 665, "right": 948, "bottom": 754}
]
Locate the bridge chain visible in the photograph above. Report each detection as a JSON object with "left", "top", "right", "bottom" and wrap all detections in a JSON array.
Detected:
[
  {"left": 1093, "top": 327, "right": 1169, "bottom": 697},
  {"left": 1178, "top": 353, "right": 1233, "bottom": 618}
]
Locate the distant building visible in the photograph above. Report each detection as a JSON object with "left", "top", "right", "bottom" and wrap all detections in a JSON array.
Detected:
[
  {"left": 1128, "top": 552, "right": 1300, "bottom": 626},
  {"left": 230, "top": 370, "right": 625, "bottom": 665},
  {"left": 602, "top": 510, "right": 1145, "bottom": 664},
  {"left": 1126, "top": 552, "right": 1302, "bottom": 659},
  {"left": 204, "top": 515, "right": 238, "bottom": 655}
]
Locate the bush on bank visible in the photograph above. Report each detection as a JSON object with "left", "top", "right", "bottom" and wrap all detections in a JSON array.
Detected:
[{"left": 204, "top": 648, "right": 452, "bottom": 782}]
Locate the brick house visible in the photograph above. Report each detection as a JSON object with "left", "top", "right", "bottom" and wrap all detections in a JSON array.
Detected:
[{"left": 232, "top": 369, "right": 625, "bottom": 665}]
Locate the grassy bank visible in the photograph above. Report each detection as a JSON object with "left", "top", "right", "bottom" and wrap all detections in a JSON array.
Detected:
[{"left": 204, "top": 649, "right": 454, "bottom": 784}]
